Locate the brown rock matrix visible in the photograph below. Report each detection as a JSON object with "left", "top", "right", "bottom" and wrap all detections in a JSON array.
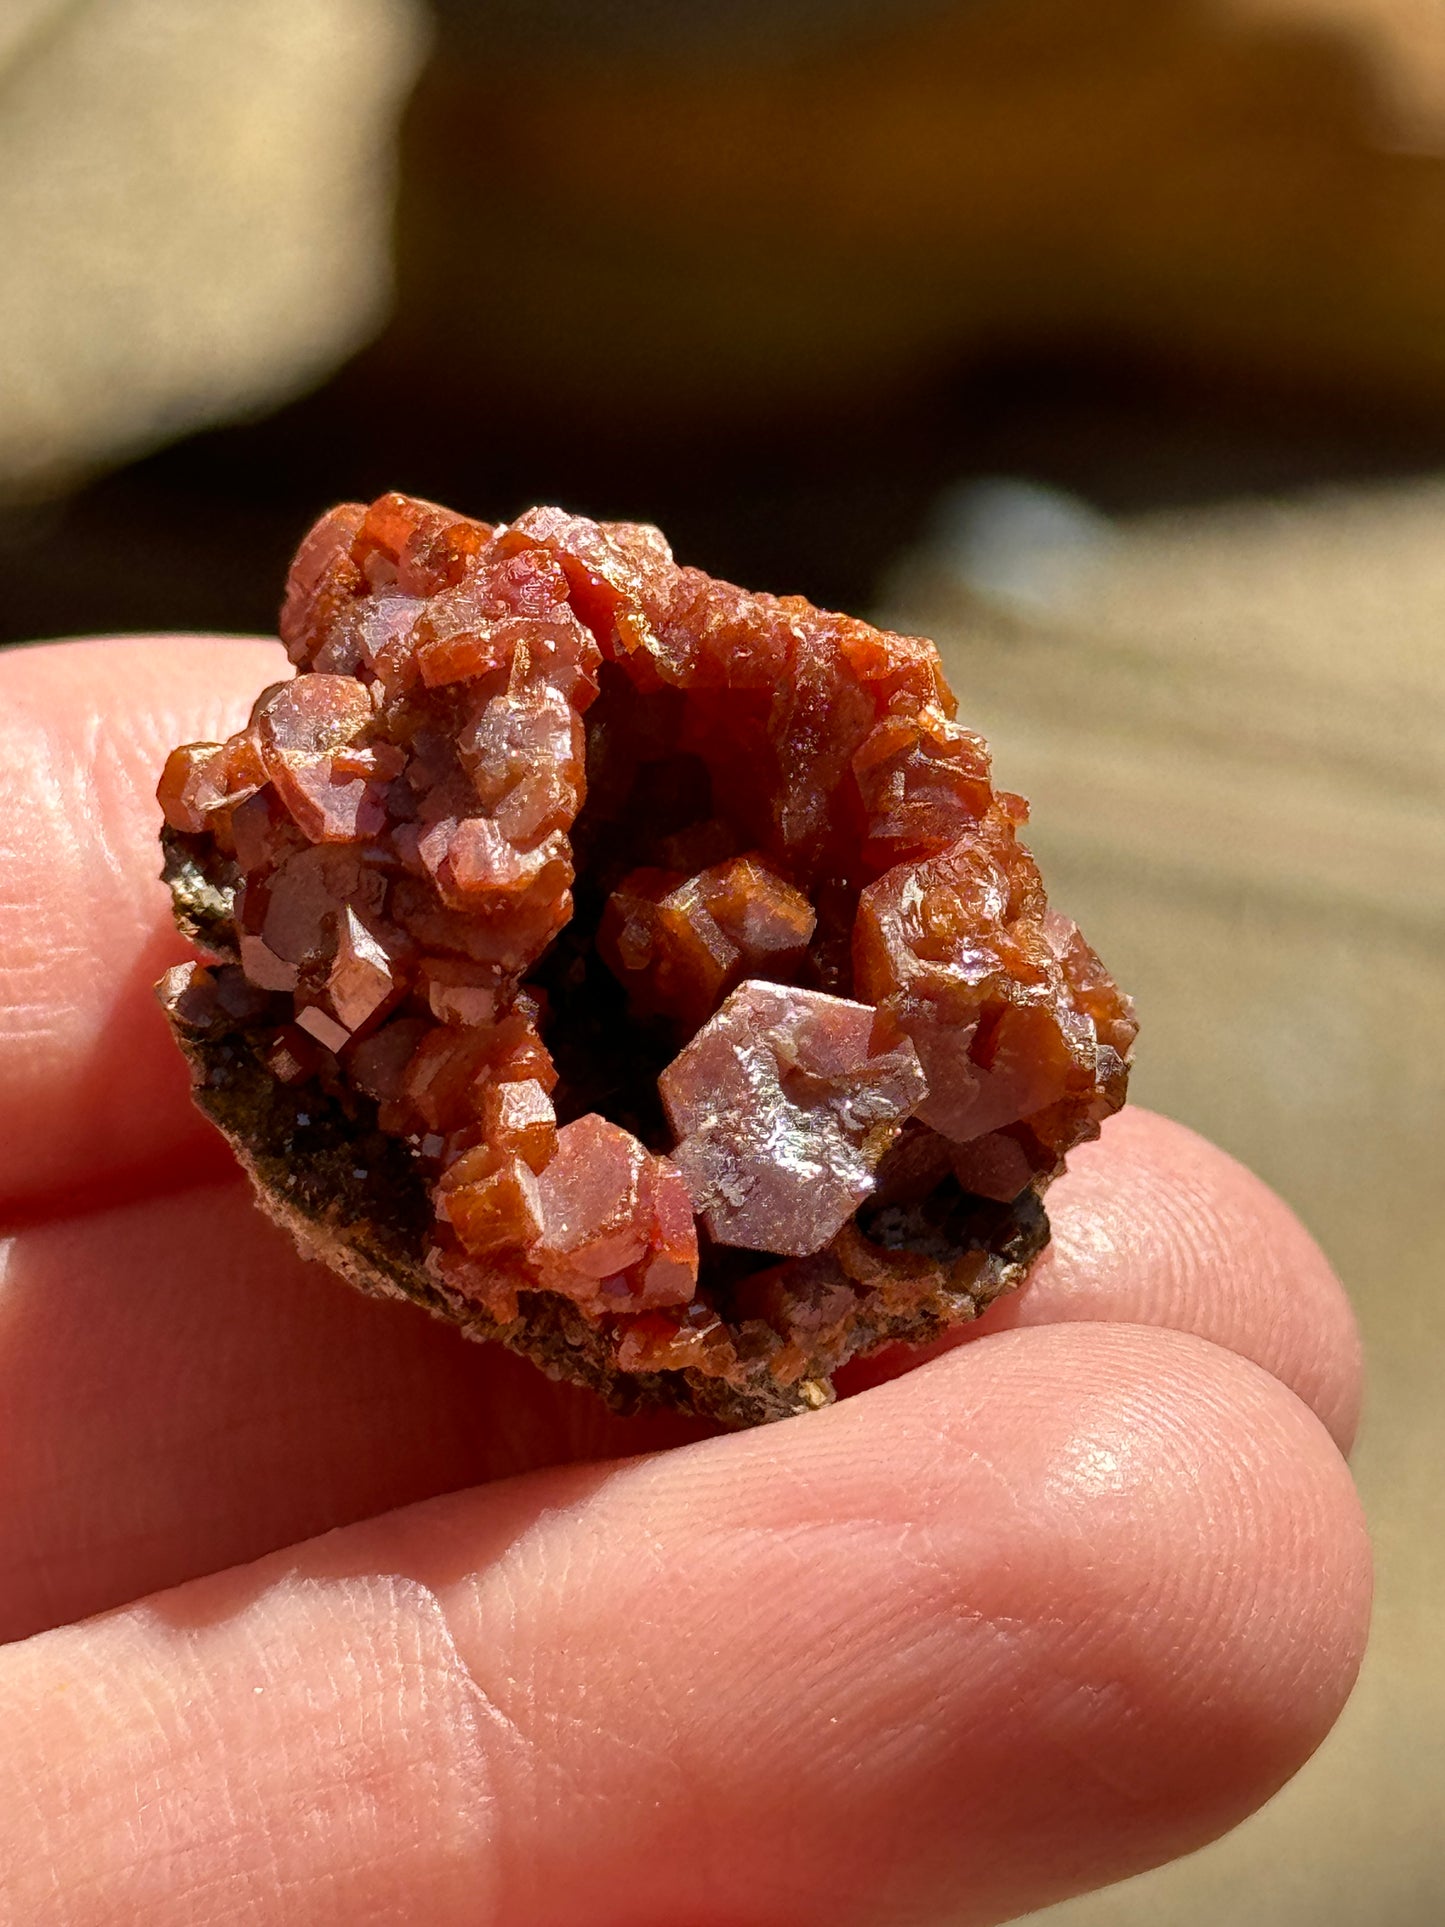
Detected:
[{"left": 157, "top": 493, "right": 1135, "bottom": 1425}]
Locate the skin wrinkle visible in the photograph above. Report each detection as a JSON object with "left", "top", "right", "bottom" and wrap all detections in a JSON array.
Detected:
[
  {"left": 689, "top": 1519, "right": 961, "bottom": 1726},
  {"left": 88, "top": 729, "right": 156, "bottom": 900},
  {"left": 464, "top": 1468, "right": 1020, "bottom": 1907},
  {"left": 9, "top": 725, "right": 94, "bottom": 930},
  {"left": 0, "top": 1182, "right": 533, "bottom": 1640},
  {"left": 426, "top": 1581, "right": 535, "bottom": 1762},
  {"left": 0, "top": 759, "right": 85, "bottom": 1054},
  {"left": 221, "top": 1574, "right": 507, "bottom": 1918},
  {"left": 0, "top": 1187, "right": 1348, "bottom": 1672},
  {"left": 1046, "top": 1208, "right": 1120, "bottom": 1271},
  {"left": 884, "top": 1575, "right": 1147, "bottom": 1816}
]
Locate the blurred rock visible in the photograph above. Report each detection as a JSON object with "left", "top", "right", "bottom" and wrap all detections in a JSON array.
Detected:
[
  {"left": 914, "top": 479, "right": 1118, "bottom": 616},
  {"left": 0, "top": 0, "right": 427, "bottom": 501}
]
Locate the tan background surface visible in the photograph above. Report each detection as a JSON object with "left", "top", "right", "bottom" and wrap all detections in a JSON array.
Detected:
[{"left": 886, "top": 478, "right": 1444, "bottom": 1925}]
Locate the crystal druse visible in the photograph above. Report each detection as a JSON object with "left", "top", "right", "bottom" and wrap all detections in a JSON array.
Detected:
[{"left": 158, "top": 494, "right": 1135, "bottom": 1425}]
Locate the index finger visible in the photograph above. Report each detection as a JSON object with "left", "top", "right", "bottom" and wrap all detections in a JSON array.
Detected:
[{"left": 0, "top": 636, "right": 287, "bottom": 1215}]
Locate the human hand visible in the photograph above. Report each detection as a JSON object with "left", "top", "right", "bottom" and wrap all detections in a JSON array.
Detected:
[{"left": 0, "top": 638, "right": 1369, "bottom": 1925}]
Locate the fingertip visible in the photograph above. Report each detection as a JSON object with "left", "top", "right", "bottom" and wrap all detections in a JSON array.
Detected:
[
  {"left": 970, "top": 1108, "right": 1365, "bottom": 1454},
  {"left": 823, "top": 1323, "right": 1373, "bottom": 1915},
  {"left": 0, "top": 636, "right": 289, "bottom": 1206}
]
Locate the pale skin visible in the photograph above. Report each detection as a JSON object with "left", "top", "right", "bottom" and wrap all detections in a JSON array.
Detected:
[{"left": 0, "top": 637, "right": 1370, "bottom": 1926}]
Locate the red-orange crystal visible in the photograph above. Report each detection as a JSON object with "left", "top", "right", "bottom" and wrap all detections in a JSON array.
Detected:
[{"left": 159, "top": 491, "right": 1135, "bottom": 1403}]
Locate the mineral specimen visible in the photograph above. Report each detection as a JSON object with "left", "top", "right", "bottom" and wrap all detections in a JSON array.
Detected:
[{"left": 158, "top": 492, "right": 1135, "bottom": 1425}]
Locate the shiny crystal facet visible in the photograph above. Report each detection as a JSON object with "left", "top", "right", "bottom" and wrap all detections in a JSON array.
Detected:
[{"left": 660, "top": 981, "right": 928, "bottom": 1256}]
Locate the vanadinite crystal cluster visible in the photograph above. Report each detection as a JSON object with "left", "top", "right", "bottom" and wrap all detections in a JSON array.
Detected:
[{"left": 158, "top": 493, "right": 1135, "bottom": 1424}]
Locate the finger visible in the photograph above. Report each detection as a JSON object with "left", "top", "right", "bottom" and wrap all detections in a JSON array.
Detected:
[
  {"left": 971, "top": 1108, "right": 1364, "bottom": 1450},
  {"left": 0, "top": 1324, "right": 1370, "bottom": 1927},
  {"left": 838, "top": 1109, "right": 1363, "bottom": 1452},
  {"left": 0, "top": 636, "right": 288, "bottom": 1214},
  {"left": 0, "top": 1103, "right": 1363, "bottom": 1643},
  {"left": 0, "top": 1180, "right": 704, "bottom": 1646}
]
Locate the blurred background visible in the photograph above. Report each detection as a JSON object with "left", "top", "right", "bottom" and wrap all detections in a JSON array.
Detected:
[{"left": 1, "top": 1, "right": 1440, "bottom": 1919}]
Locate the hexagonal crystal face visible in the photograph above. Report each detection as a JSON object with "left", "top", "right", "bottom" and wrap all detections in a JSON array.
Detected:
[{"left": 661, "top": 983, "right": 927, "bottom": 1256}]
